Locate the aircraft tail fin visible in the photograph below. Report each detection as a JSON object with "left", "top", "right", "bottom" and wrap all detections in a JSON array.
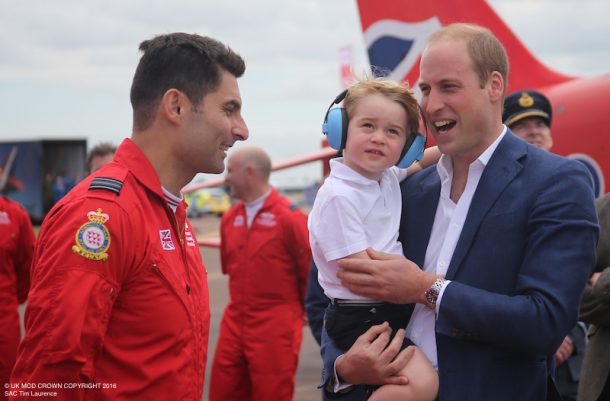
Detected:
[{"left": 356, "top": 0, "right": 574, "bottom": 91}]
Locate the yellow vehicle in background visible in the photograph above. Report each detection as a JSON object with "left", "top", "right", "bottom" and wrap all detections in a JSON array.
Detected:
[{"left": 186, "top": 187, "right": 231, "bottom": 218}]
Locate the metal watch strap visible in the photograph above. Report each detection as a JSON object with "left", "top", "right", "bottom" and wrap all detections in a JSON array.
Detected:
[{"left": 425, "top": 278, "right": 446, "bottom": 309}]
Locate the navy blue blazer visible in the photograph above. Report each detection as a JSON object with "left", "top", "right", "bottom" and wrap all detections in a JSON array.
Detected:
[
  {"left": 321, "top": 131, "right": 599, "bottom": 401},
  {"left": 306, "top": 260, "right": 329, "bottom": 346}
]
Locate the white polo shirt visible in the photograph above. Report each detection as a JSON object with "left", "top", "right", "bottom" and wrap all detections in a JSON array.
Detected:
[{"left": 308, "top": 158, "right": 407, "bottom": 300}]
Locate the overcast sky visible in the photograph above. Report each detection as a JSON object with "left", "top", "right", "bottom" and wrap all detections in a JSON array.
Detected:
[{"left": 1, "top": 0, "right": 608, "bottom": 187}]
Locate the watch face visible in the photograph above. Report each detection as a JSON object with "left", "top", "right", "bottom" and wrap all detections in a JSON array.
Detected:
[
  {"left": 425, "top": 279, "right": 444, "bottom": 307},
  {"left": 425, "top": 287, "right": 437, "bottom": 306}
]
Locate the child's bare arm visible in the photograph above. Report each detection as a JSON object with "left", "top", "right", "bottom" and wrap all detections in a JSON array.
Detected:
[{"left": 406, "top": 146, "right": 441, "bottom": 175}]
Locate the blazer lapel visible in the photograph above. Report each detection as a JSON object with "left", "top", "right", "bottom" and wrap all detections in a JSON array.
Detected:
[
  {"left": 403, "top": 169, "right": 441, "bottom": 267},
  {"left": 446, "top": 132, "right": 526, "bottom": 279}
]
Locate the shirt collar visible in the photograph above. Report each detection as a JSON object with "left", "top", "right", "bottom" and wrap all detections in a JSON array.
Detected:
[
  {"left": 162, "top": 186, "right": 183, "bottom": 212},
  {"left": 113, "top": 138, "right": 166, "bottom": 200},
  {"left": 436, "top": 125, "right": 507, "bottom": 180},
  {"left": 330, "top": 157, "right": 389, "bottom": 186}
]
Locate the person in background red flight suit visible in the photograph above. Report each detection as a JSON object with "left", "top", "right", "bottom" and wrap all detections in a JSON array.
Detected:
[
  {"left": 10, "top": 32, "right": 248, "bottom": 401},
  {"left": 210, "top": 147, "right": 312, "bottom": 401},
  {"left": 0, "top": 195, "right": 35, "bottom": 401}
]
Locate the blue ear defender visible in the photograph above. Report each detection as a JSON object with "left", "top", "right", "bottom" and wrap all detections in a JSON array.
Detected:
[
  {"left": 395, "top": 132, "right": 424, "bottom": 168},
  {"left": 322, "top": 90, "right": 349, "bottom": 151},
  {"left": 321, "top": 90, "right": 428, "bottom": 168}
]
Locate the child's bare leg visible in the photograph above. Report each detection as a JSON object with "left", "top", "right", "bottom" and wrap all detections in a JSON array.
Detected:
[{"left": 368, "top": 346, "right": 438, "bottom": 401}]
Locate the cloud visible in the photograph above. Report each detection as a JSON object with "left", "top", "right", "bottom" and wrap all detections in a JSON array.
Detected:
[
  {"left": 488, "top": 0, "right": 610, "bottom": 75},
  {"left": 0, "top": 0, "right": 608, "bottom": 187}
]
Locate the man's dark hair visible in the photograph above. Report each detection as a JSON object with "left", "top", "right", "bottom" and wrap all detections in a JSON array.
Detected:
[
  {"left": 87, "top": 142, "right": 117, "bottom": 169},
  {"left": 130, "top": 33, "right": 246, "bottom": 131}
]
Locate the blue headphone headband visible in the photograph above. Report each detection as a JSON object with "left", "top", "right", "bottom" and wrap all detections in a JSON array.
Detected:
[{"left": 321, "top": 90, "right": 427, "bottom": 169}]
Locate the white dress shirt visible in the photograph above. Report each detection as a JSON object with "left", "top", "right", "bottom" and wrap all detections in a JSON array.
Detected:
[
  {"left": 330, "top": 128, "right": 509, "bottom": 392},
  {"left": 406, "top": 127, "right": 507, "bottom": 369}
]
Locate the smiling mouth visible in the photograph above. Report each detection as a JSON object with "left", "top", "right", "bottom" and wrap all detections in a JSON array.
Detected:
[{"left": 434, "top": 120, "right": 456, "bottom": 133}]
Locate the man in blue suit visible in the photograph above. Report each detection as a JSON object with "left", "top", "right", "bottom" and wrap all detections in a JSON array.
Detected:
[{"left": 319, "top": 23, "right": 599, "bottom": 401}]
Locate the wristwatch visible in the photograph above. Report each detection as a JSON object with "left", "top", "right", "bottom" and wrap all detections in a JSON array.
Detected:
[{"left": 424, "top": 278, "right": 447, "bottom": 309}]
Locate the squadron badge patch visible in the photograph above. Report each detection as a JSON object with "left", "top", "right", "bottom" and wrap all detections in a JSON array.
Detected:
[{"left": 72, "top": 208, "right": 111, "bottom": 261}]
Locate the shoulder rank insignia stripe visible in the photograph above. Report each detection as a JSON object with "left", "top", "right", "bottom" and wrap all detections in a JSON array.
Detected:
[{"left": 89, "top": 177, "right": 123, "bottom": 195}]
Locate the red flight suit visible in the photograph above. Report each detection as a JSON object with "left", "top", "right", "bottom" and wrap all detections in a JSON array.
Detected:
[
  {"left": 10, "top": 139, "right": 210, "bottom": 400},
  {"left": 210, "top": 188, "right": 311, "bottom": 401},
  {"left": 0, "top": 197, "right": 35, "bottom": 401}
]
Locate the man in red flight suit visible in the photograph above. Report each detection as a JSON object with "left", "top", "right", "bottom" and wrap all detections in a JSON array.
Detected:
[
  {"left": 0, "top": 195, "right": 35, "bottom": 401},
  {"left": 210, "top": 147, "right": 312, "bottom": 401},
  {"left": 10, "top": 33, "right": 248, "bottom": 401}
]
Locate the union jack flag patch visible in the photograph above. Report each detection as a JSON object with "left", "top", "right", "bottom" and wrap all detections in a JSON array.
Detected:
[{"left": 159, "top": 229, "right": 175, "bottom": 251}]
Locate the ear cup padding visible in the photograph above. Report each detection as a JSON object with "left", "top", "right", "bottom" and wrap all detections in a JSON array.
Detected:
[
  {"left": 396, "top": 133, "right": 425, "bottom": 168},
  {"left": 323, "top": 107, "right": 349, "bottom": 150}
]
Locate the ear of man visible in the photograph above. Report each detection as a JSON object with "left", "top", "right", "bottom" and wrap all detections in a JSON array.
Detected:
[
  {"left": 487, "top": 71, "right": 505, "bottom": 103},
  {"left": 161, "top": 89, "right": 187, "bottom": 126}
]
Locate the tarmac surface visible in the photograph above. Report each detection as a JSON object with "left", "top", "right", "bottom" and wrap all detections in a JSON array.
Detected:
[{"left": 194, "top": 213, "right": 324, "bottom": 401}]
